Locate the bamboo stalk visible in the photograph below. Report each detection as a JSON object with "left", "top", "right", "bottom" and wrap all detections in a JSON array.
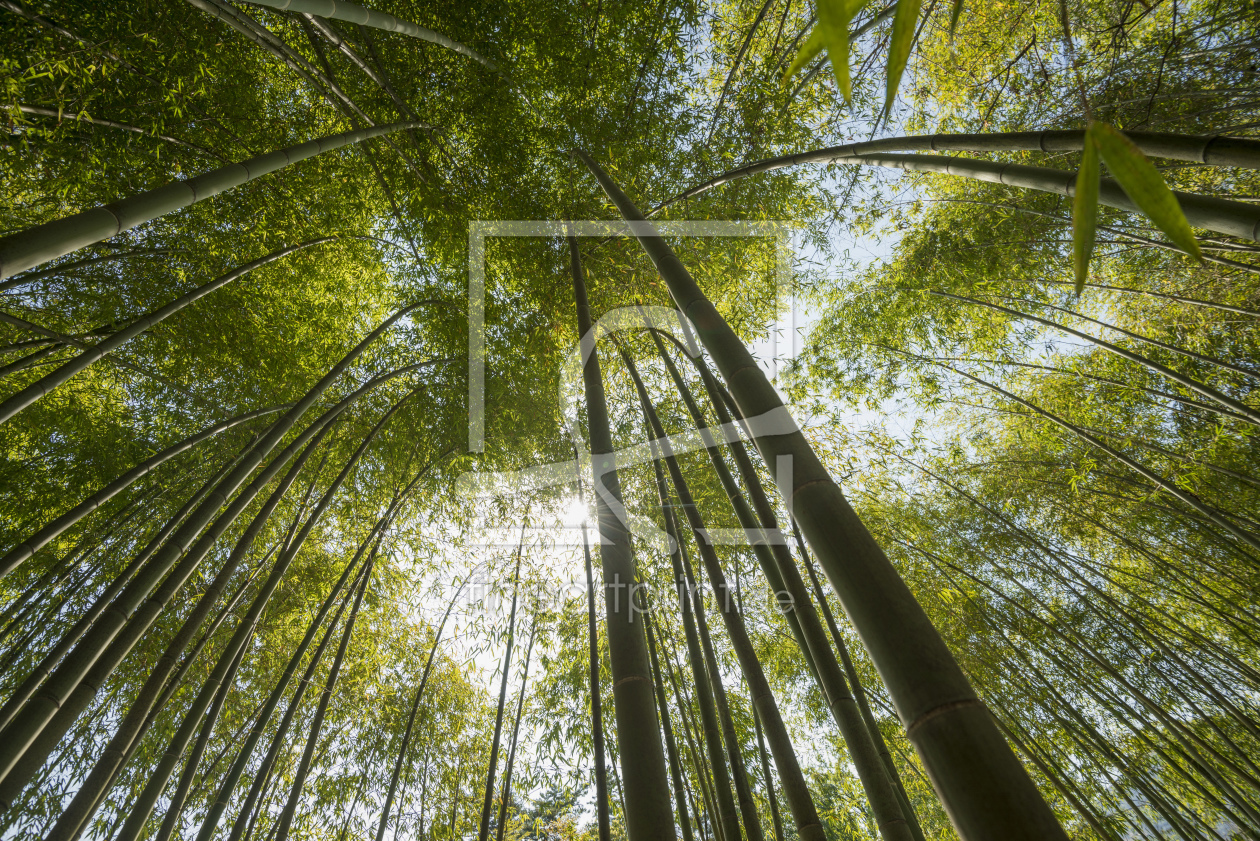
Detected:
[
  {"left": 0, "top": 239, "right": 334, "bottom": 425},
  {"left": 102, "top": 394, "right": 407, "bottom": 841},
  {"left": 642, "top": 400, "right": 744, "bottom": 841},
  {"left": 477, "top": 536, "right": 524, "bottom": 841},
  {"left": 374, "top": 573, "right": 470, "bottom": 841},
  {"left": 494, "top": 622, "right": 536, "bottom": 841},
  {"left": 0, "top": 404, "right": 284, "bottom": 578},
  {"left": 665, "top": 130, "right": 1260, "bottom": 208},
  {"left": 567, "top": 233, "right": 677, "bottom": 841},
  {"left": 236, "top": 0, "right": 496, "bottom": 68},
  {"left": 220, "top": 552, "right": 374, "bottom": 841},
  {"left": 0, "top": 314, "right": 433, "bottom": 799},
  {"left": 624, "top": 350, "right": 831, "bottom": 841},
  {"left": 44, "top": 425, "right": 332, "bottom": 841},
  {"left": 647, "top": 327, "right": 923, "bottom": 841},
  {"left": 645, "top": 609, "right": 697, "bottom": 841},
  {"left": 573, "top": 451, "right": 613, "bottom": 841},
  {"left": 0, "top": 123, "right": 424, "bottom": 279},
  {"left": 576, "top": 149, "right": 1069, "bottom": 841},
  {"left": 273, "top": 554, "right": 376, "bottom": 841}
]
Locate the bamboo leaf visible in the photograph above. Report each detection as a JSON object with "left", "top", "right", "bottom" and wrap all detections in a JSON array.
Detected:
[
  {"left": 885, "top": 0, "right": 921, "bottom": 110},
  {"left": 783, "top": 25, "right": 825, "bottom": 83},
  {"left": 1089, "top": 121, "right": 1202, "bottom": 261},
  {"left": 1072, "top": 137, "right": 1099, "bottom": 294},
  {"left": 948, "top": 0, "right": 964, "bottom": 37},
  {"left": 817, "top": 0, "right": 856, "bottom": 102}
]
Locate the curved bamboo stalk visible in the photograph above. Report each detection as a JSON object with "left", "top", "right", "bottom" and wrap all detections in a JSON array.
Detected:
[
  {"left": 566, "top": 233, "right": 677, "bottom": 841},
  {"left": 16, "top": 105, "right": 220, "bottom": 157},
  {"left": 0, "top": 403, "right": 286, "bottom": 578},
  {"left": 575, "top": 149, "right": 1069, "bottom": 841},
  {"left": 940, "top": 362, "right": 1260, "bottom": 553},
  {"left": 151, "top": 618, "right": 258, "bottom": 841},
  {"left": 0, "top": 123, "right": 423, "bottom": 279},
  {"left": 0, "top": 344, "right": 63, "bottom": 377},
  {"left": 626, "top": 350, "right": 831, "bottom": 841},
  {"left": 272, "top": 553, "right": 375, "bottom": 841},
  {"left": 0, "top": 239, "right": 335, "bottom": 425},
  {"left": 237, "top": 0, "right": 496, "bottom": 68},
  {"left": 0, "top": 249, "right": 177, "bottom": 292},
  {"left": 218, "top": 544, "right": 374, "bottom": 841},
  {"left": 647, "top": 327, "right": 923, "bottom": 841},
  {"left": 665, "top": 130, "right": 1260, "bottom": 208},
  {"left": 112, "top": 394, "right": 413, "bottom": 841},
  {"left": 0, "top": 440, "right": 260, "bottom": 734},
  {"left": 0, "top": 308, "right": 431, "bottom": 798},
  {"left": 1007, "top": 295, "right": 1260, "bottom": 381},
  {"left": 932, "top": 290, "right": 1260, "bottom": 427},
  {"left": 44, "top": 425, "right": 332, "bottom": 841},
  {"left": 202, "top": 452, "right": 445, "bottom": 841},
  {"left": 477, "top": 537, "right": 524, "bottom": 841}
]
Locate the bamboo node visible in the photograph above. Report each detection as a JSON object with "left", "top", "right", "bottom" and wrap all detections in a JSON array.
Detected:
[{"left": 906, "top": 697, "right": 984, "bottom": 736}]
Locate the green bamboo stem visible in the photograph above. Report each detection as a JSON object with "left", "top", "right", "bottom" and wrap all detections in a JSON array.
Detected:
[
  {"left": 1004, "top": 295, "right": 1260, "bottom": 382},
  {"left": 105, "top": 396, "right": 404, "bottom": 841},
  {"left": 625, "top": 350, "right": 829, "bottom": 841},
  {"left": 648, "top": 328, "right": 920, "bottom": 841},
  {"left": 374, "top": 573, "right": 469, "bottom": 841},
  {"left": 494, "top": 621, "right": 536, "bottom": 841},
  {"left": 0, "top": 440, "right": 260, "bottom": 735},
  {"left": 751, "top": 708, "right": 785, "bottom": 841},
  {"left": 477, "top": 540, "right": 524, "bottom": 841},
  {"left": 44, "top": 424, "right": 332, "bottom": 841},
  {"left": 0, "top": 123, "right": 423, "bottom": 279},
  {"left": 16, "top": 105, "right": 220, "bottom": 158},
  {"left": 689, "top": 560, "right": 768, "bottom": 841},
  {"left": 940, "top": 362, "right": 1260, "bottom": 553},
  {"left": 665, "top": 638, "right": 725, "bottom": 841},
  {"left": 218, "top": 545, "right": 375, "bottom": 841},
  {"left": 576, "top": 148, "right": 1069, "bottom": 841},
  {"left": 273, "top": 554, "right": 375, "bottom": 841},
  {"left": 151, "top": 619, "right": 258, "bottom": 841},
  {"left": 0, "top": 403, "right": 285, "bottom": 578},
  {"left": 237, "top": 0, "right": 496, "bottom": 68},
  {"left": 0, "top": 239, "right": 334, "bottom": 425},
  {"left": 0, "top": 249, "right": 177, "bottom": 293},
  {"left": 643, "top": 415, "right": 743, "bottom": 841},
  {"left": 573, "top": 451, "right": 613, "bottom": 841},
  {"left": 0, "top": 318, "right": 431, "bottom": 800},
  {"left": 793, "top": 520, "right": 915, "bottom": 818},
  {"left": 645, "top": 609, "right": 697, "bottom": 841},
  {"left": 567, "top": 233, "right": 677, "bottom": 841},
  {"left": 665, "top": 130, "right": 1260, "bottom": 207},
  {"left": 0, "top": 344, "right": 62, "bottom": 377},
  {"left": 195, "top": 449, "right": 446, "bottom": 840}
]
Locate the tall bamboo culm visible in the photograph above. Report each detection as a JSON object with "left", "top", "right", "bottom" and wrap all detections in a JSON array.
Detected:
[
  {"left": 648, "top": 328, "right": 922, "bottom": 841},
  {"left": 0, "top": 122, "right": 423, "bottom": 280},
  {"left": 576, "top": 149, "right": 1070, "bottom": 841},
  {"left": 573, "top": 452, "right": 613, "bottom": 841},
  {"left": 625, "top": 351, "right": 829, "bottom": 841},
  {"left": 567, "top": 233, "right": 678, "bottom": 841}
]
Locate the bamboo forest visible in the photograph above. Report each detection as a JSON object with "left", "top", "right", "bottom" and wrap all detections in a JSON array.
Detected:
[{"left": 3, "top": 0, "right": 1260, "bottom": 839}]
